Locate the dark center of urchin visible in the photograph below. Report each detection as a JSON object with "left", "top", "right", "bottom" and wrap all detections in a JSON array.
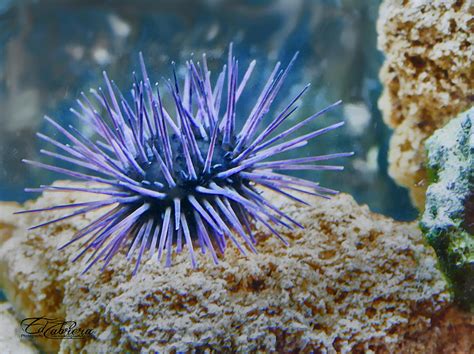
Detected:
[{"left": 126, "top": 133, "right": 246, "bottom": 217}]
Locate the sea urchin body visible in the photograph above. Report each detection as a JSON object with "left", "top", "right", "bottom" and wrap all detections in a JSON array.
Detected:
[{"left": 20, "top": 45, "right": 353, "bottom": 274}]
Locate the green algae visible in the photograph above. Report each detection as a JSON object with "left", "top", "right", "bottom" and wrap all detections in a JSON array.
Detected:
[{"left": 420, "top": 108, "right": 473, "bottom": 311}]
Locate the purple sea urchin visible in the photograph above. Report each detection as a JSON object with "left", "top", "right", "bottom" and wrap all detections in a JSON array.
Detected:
[{"left": 19, "top": 46, "right": 353, "bottom": 274}]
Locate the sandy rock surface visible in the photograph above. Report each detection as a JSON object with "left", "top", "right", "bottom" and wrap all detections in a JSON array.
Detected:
[
  {"left": 0, "top": 181, "right": 472, "bottom": 353},
  {"left": 0, "top": 301, "right": 38, "bottom": 354},
  {"left": 377, "top": 0, "right": 473, "bottom": 208}
]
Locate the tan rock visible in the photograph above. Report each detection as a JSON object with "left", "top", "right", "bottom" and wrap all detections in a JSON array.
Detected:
[
  {"left": 0, "top": 181, "right": 472, "bottom": 353},
  {"left": 377, "top": 0, "right": 473, "bottom": 208},
  {"left": 0, "top": 302, "right": 38, "bottom": 354}
]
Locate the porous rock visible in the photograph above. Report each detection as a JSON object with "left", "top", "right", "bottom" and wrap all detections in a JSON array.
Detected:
[
  {"left": 0, "top": 181, "right": 472, "bottom": 353},
  {"left": 377, "top": 0, "right": 473, "bottom": 208},
  {"left": 0, "top": 301, "right": 38, "bottom": 354}
]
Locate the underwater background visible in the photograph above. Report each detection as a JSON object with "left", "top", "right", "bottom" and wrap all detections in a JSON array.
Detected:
[{"left": 0, "top": 0, "right": 417, "bottom": 224}]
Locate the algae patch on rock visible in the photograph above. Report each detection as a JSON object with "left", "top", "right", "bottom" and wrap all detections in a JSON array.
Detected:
[{"left": 421, "top": 108, "right": 474, "bottom": 311}]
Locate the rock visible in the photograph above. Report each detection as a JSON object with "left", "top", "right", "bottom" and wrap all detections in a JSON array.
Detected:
[
  {"left": 377, "top": 0, "right": 473, "bottom": 208},
  {"left": 0, "top": 181, "right": 472, "bottom": 352},
  {"left": 0, "top": 302, "right": 39, "bottom": 354},
  {"left": 421, "top": 108, "right": 473, "bottom": 311}
]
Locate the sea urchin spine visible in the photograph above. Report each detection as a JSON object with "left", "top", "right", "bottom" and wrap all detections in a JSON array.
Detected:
[{"left": 19, "top": 45, "right": 353, "bottom": 274}]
